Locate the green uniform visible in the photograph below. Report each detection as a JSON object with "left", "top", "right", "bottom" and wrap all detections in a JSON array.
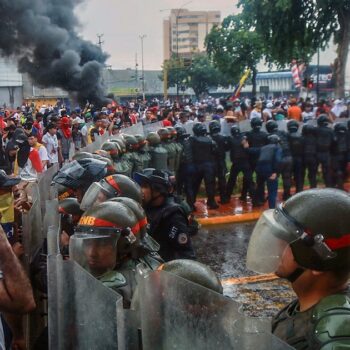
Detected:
[{"left": 272, "top": 290, "right": 350, "bottom": 349}]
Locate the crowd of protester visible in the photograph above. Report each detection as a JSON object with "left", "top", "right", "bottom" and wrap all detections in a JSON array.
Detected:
[{"left": 0, "top": 94, "right": 349, "bottom": 348}]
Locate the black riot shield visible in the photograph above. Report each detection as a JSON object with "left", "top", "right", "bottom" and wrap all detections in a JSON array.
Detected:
[{"left": 48, "top": 255, "right": 126, "bottom": 349}]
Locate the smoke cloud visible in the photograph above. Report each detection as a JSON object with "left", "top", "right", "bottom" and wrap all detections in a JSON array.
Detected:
[{"left": 0, "top": 0, "right": 109, "bottom": 106}]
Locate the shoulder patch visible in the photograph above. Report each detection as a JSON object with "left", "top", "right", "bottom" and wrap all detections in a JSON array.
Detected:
[{"left": 178, "top": 233, "right": 188, "bottom": 245}]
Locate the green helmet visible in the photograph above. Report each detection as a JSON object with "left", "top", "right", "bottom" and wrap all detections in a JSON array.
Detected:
[
  {"left": 247, "top": 189, "right": 350, "bottom": 278},
  {"left": 59, "top": 197, "right": 84, "bottom": 235},
  {"left": 157, "top": 128, "right": 170, "bottom": 141},
  {"left": 59, "top": 197, "right": 83, "bottom": 217},
  {"left": 56, "top": 183, "right": 76, "bottom": 201},
  {"left": 72, "top": 152, "right": 94, "bottom": 161},
  {"left": 147, "top": 132, "right": 161, "bottom": 146},
  {"left": 80, "top": 174, "right": 142, "bottom": 211},
  {"left": 166, "top": 127, "right": 177, "bottom": 140},
  {"left": 94, "top": 149, "right": 113, "bottom": 161},
  {"left": 110, "top": 138, "right": 126, "bottom": 154},
  {"left": 92, "top": 154, "right": 115, "bottom": 175},
  {"left": 123, "top": 134, "right": 139, "bottom": 151},
  {"left": 71, "top": 201, "right": 141, "bottom": 276},
  {"left": 159, "top": 259, "right": 223, "bottom": 294},
  {"left": 287, "top": 120, "right": 299, "bottom": 133},
  {"left": 134, "top": 134, "right": 147, "bottom": 150},
  {"left": 101, "top": 141, "right": 119, "bottom": 160}
]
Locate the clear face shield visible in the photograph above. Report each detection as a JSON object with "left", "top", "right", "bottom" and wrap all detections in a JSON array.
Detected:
[
  {"left": 246, "top": 208, "right": 301, "bottom": 274},
  {"left": 70, "top": 228, "right": 120, "bottom": 277},
  {"left": 80, "top": 182, "right": 111, "bottom": 211}
]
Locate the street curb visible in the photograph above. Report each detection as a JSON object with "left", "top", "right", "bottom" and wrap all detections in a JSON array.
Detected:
[{"left": 197, "top": 211, "right": 262, "bottom": 226}]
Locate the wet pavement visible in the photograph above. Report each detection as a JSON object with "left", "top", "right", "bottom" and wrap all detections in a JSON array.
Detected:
[{"left": 193, "top": 222, "right": 296, "bottom": 318}]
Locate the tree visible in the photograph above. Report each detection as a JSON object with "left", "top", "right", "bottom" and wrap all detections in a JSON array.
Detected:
[
  {"left": 205, "top": 14, "right": 265, "bottom": 97},
  {"left": 161, "top": 54, "right": 227, "bottom": 98},
  {"left": 238, "top": 0, "right": 350, "bottom": 97}
]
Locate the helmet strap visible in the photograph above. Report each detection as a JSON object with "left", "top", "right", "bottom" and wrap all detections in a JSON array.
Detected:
[{"left": 286, "top": 267, "right": 305, "bottom": 283}]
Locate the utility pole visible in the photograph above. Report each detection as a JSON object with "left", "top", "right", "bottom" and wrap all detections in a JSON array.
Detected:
[
  {"left": 135, "top": 53, "right": 139, "bottom": 99},
  {"left": 139, "top": 34, "right": 146, "bottom": 101},
  {"left": 97, "top": 34, "right": 104, "bottom": 50}
]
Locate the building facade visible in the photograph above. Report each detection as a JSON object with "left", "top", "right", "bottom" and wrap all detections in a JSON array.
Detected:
[
  {"left": 0, "top": 58, "right": 23, "bottom": 108},
  {"left": 163, "top": 9, "right": 221, "bottom": 61}
]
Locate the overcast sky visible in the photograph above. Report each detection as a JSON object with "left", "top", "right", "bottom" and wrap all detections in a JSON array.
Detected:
[{"left": 76, "top": 0, "right": 237, "bottom": 70}]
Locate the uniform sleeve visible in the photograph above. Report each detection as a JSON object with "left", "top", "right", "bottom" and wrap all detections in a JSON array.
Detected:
[{"left": 164, "top": 212, "right": 196, "bottom": 259}]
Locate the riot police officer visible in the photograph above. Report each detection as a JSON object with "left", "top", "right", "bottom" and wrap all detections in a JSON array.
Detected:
[
  {"left": 208, "top": 120, "right": 230, "bottom": 204},
  {"left": 266, "top": 120, "right": 293, "bottom": 200},
  {"left": 146, "top": 132, "right": 168, "bottom": 171},
  {"left": 287, "top": 120, "right": 304, "bottom": 193},
  {"left": 102, "top": 140, "right": 132, "bottom": 177},
  {"left": 246, "top": 188, "right": 350, "bottom": 349},
  {"left": 331, "top": 123, "right": 348, "bottom": 190},
  {"left": 246, "top": 117, "right": 268, "bottom": 203},
  {"left": 134, "top": 168, "right": 196, "bottom": 261},
  {"left": 190, "top": 123, "right": 219, "bottom": 209},
  {"left": 302, "top": 124, "right": 318, "bottom": 188},
  {"left": 70, "top": 199, "right": 162, "bottom": 308},
  {"left": 158, "top": 128, "right": 176, "bottom": 173},
  {"left": 123, "top": 134, "right": 143, "bottom": 175},
  {"left": 255, "top": 134, "right": 282, "bottom": 209},
  {"left": 52, "top": 158, "right": 108, "bottom": 203},
  {"left": 226, "top": 125, "right": 254, "bottom": 203},
  {"left": 135, "top": 134, "right": 151, "bottom": 170},
  {"left": 315, "top": 115, "right": 334, "bottom": 187}
]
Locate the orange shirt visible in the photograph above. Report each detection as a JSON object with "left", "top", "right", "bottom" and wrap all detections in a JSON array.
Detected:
[{"left": 287, "top": 105, "right": 302, "bottom": 121}]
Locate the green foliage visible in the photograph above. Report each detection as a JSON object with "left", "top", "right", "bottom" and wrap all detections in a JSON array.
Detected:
[
  {"left": 237, "top": 0, "right": 350, "bottom": 95},
  {"left": 205, "top": 14, "right": 265, "bottom": 95},
  {"left": 161, "top": 54, "right": 228, "bottom": 98}
]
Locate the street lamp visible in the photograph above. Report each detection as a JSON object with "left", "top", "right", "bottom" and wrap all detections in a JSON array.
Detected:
[{"left": 139, "top": 34, "right": 146, "bottom": 101}]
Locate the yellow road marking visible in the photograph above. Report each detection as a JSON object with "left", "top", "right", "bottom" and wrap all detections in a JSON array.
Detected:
[{"left": 221, "top": 273, "right": 279, "bottom": 285}]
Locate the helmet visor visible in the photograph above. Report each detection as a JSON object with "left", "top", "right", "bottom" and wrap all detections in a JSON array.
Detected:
[
  {"left": 80, "top": 182, "right": 110, "bottom": 211},
  {"left": 246, "top": 210, "right": 299, "bottom": 273},
  {"left": 70, "top": 231, "right": 119, "bottom": 277}
]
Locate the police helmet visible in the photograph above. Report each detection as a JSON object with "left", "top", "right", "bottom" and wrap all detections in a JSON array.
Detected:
[
  {"left": 266, "top": 120, "right": 278, "bottom": 133},
  {"left": 80, "top": 174, "right": 142, "bottom": 211},
  {"left": 317, "top": 114, "right": 330, "bottom": 127},
  {"left": 250, "top": 117, "right": 262, "bottom": 130},
  {"left": 334, "top": 123, "right": 347, "bottom": 134},
  {"left": 134, "top": 168, "right": 172, "bottom": 196},
  {"left": 247, "top": 189, "right": 350, "bottom": 276},
  {"left": 192, "top": 123, "right": 207, "bottom": 136},
  {"left": 209, "top": 120, "right": 221, "bottom": 135},
  {"left": 159, "top": 260, "right": 223, "bottom": 294},
  {"left": 53, "top": 158, "right": 108, "bottom": 191},
  {"left": 267, "top": 134, "right": 280, "bottom": 144},
  {"left": 287, "top": 120, "right": 299, "bottom": 133},
  {"left": 146, "top": 132, "right": 161, "bottom": 146},
  {"left": 230, "top": 125, "right": 240, "bottom": 136}
]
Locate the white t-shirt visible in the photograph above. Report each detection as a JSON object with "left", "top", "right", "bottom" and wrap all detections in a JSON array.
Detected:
[
  {"left": 42, "top": 133, "right": 59, "bottom": 164},
  {"left": 250, "top": 109, "right": 262, "bottom": 120},
  {"left": 37, "top": 144, "right": 49, "bottom": 171}
]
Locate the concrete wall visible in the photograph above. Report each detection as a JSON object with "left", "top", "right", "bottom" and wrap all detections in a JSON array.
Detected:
[{"left": 0, "top": 86, "right": 23, "bottom": 108}]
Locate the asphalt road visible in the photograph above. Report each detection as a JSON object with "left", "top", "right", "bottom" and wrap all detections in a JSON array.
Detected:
[{"left": 193, "top": 222, "right": 296, "bottom": 318}]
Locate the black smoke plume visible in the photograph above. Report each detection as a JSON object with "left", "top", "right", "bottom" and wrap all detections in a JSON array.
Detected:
[{"left": 0, "top": 0, "right": 109, "bottom": 106}]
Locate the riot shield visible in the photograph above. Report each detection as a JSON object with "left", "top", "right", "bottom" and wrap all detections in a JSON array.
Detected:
[
  {"left": 183, "top": 121, "right": 195, "bottom": 136},
  {"left": 38, "top": 164, "right": 59, "bottom": 216},
  {"left": 143, "top": 121, "right": 163, "bottom": 135},
  {"left": 276, "top": 120, "right": 288, "bottom": 132},
  {"left": 238, "top": 119, "right": 252, "bottom": 133},
  {"left": 48, "top": 255, "right": 126, "bottom": 349},
  {"left": 22, "top": 184, "right": 46, "bottom": 349},
  {"left": 138, "top": 270, "right": 293, "bottom": 350},
  {"left": 22, "top": 184, "right": 43, "bottom": 261},
  {"left": 123, "top": 122, "right": 144, "bottom": 136},
  {"left": 43, "top": 199, "right": 60, "bottom": 255}
]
